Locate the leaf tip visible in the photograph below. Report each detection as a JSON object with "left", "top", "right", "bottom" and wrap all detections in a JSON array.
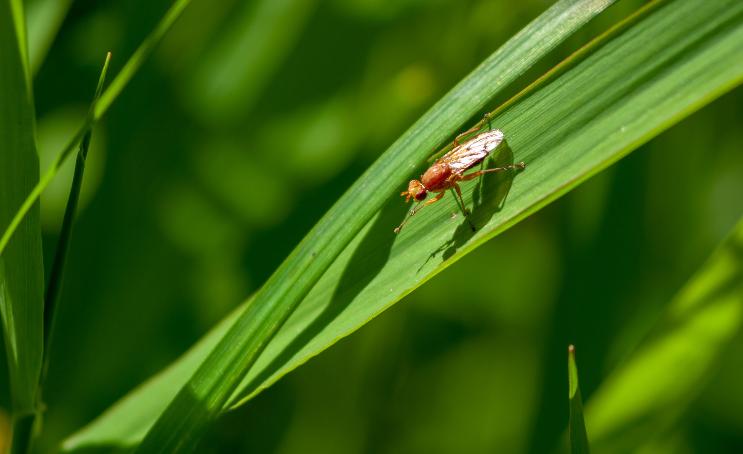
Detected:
[
  {"left": 94, "top": 52, "right": 113, "bottom": 103},
  {"left": 568, "top": 344, "right": 579, "bottom": 399}
]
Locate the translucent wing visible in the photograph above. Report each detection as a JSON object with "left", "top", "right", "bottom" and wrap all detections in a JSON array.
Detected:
[{"left": 439, "top": 129, "right": 504, "bottom": 174}]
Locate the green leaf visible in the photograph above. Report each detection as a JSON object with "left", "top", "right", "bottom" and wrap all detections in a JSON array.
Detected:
[
  {"left": 584, "top": 217, "right": 743, "bottom": 452},
  {"left": 0, "top": 0, "right": 193, "bottom": 259},
  {"left": 569, "top": 345, "right": 590, "bottom": 454},
  {"left": 41, "top": 52, "right": 112, "bottom": 387},
  {"left": 131, "top": 0, "right": 622, "bottom": 452},
  {"left": 0, "top": 0, "right": 45, "bottom": 418},
  {"left": 65, "top": 0, "right": 743, "bottom": 451}
]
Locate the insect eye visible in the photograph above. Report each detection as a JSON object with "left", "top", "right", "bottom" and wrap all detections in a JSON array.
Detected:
[{"left": 415, "top": 191, "right": 427, "bottom": 201}]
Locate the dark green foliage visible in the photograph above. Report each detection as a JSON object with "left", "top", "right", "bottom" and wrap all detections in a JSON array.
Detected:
[{"left": 1, "top": 0, "right": 742, "bottom": 452}]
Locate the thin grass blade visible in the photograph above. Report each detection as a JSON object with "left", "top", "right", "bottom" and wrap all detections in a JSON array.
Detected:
[
  {"left": 0, "top": 1, "right": 45, "bottom": 452},
  {"left": 41, "top": 52, "right": 111, "bottom": 387},
  {"left": 0, "top": 0, "right": 44, "bottom": 418}
]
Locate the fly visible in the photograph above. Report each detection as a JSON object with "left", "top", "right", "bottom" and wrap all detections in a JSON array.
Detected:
[{"left": 394, "top": 116, "right": 525, "bottom": 233}]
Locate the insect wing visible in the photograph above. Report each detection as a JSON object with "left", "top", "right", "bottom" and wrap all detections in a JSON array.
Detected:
[{"left": 442, "top": 129, "right": 504, "bottom": 174}]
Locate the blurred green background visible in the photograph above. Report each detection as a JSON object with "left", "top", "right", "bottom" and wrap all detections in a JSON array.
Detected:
[{"left": 7, "top": 0, "right": 743, "bottom": 452}]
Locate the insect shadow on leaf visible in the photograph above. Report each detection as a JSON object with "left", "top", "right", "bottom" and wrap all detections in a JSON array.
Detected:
[{"left": 419, "top": 139, "right": 520, "bottom": 270}]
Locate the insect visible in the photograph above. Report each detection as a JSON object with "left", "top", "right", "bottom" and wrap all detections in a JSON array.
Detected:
[{"left": 394, "top": 119, "right": 525, "bottom": 234}]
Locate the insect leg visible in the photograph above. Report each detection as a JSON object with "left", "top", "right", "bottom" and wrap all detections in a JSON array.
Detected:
[
  {"left": 428, "top": 113, "right": 496, "bottom": 163},
  {"left": 394, "top": 191, "right": 446, "bottom": 233},
  {"left": 453, "top": 112, "right": 493, "bottom": 146},
  {"left": 459, "top": 162, "right": 526, "bottom": 181},
  {"left": 450, "top": 183, "right": 476, "bottom": 231}
]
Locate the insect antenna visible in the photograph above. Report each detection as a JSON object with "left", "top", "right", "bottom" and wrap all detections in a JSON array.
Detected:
[{"left": 394, "top": 203, "right": 422, "bottom": 233}]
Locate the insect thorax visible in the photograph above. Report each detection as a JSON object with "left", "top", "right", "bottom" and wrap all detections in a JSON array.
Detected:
[{"left": 421, "top": 163, "right": 451, "bottom": 189}]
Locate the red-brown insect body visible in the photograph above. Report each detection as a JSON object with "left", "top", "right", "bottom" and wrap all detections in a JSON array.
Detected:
[
  {"left": 402, "top": 130, "right": 503, "bottom": 201},
  {"left": 403, "top": 163, "right": 452, "bottom": 202},
  {"left": 420, "top": 163, "right": 452, "bottom": 191},
  {"left": 395, "top": 127, "right": 525, "bottom": 233}
]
